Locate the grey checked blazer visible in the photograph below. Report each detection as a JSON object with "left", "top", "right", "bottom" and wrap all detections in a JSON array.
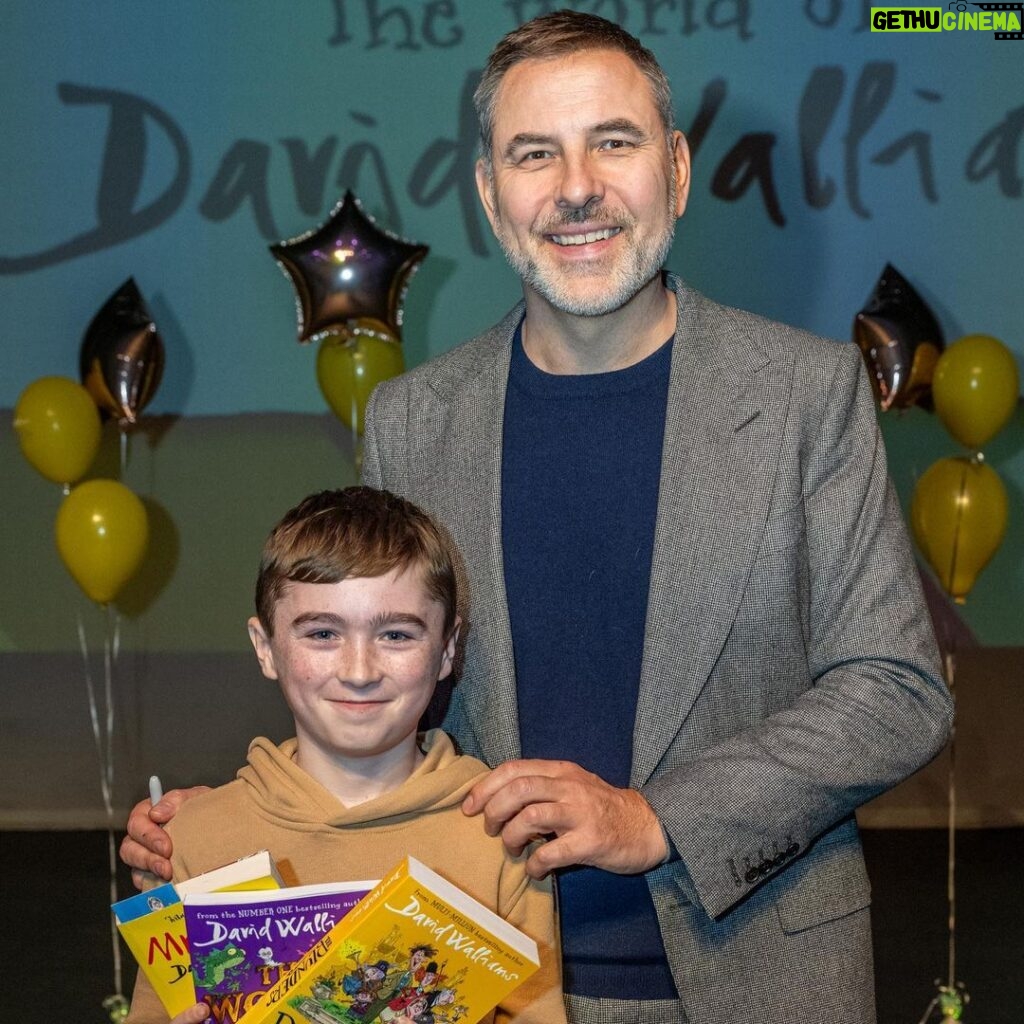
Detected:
[{"left": 362, "top": 275, "right": 952, "bottom": 1024}]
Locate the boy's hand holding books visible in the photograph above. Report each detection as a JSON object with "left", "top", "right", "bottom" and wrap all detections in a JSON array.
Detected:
[{"left": 122, "top": 786, "right": 211, "bottom": 888}]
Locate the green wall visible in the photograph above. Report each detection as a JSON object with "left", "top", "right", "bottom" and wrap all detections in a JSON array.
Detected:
[
  {"left": 2, "top": 3, "right": 1022, "bottom": 649},
  {"left": 2, "top": 403, "right": 1020, "bottom": 653}
]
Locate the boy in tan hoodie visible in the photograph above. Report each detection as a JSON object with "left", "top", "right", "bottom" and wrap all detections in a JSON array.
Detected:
[{"left": 126, "top": 486, "right": 564, "bottom": 1024}]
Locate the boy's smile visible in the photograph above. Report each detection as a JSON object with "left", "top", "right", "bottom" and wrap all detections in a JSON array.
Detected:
[{"left": 248, "top": 566, "right": 457, "bottom": 804}]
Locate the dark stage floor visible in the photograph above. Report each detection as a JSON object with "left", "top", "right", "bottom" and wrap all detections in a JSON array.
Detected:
[{"left": 2, "top": 828, "right": 1019, "bottom": 1022}]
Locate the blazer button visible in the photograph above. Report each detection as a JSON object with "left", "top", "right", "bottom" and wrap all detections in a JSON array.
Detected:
[
  {"left": 787, "top": 842, "right": 800, "bottom": 856},
  {"left": 745, "top": 867, "right": 759, "bottom": 883}
]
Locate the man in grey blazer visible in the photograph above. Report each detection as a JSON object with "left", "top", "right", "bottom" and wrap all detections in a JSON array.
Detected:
[
  {"left": 361, "top": 11, "right": 952, "bottom": 1024},
  {"left": 122, "top": 12, "right": 951, "bottom": 1024}
]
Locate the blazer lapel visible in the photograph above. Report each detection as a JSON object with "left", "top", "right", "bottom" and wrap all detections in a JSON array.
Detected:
[{"left": 631, "top": 280, "right": 795, "bottom": 787}]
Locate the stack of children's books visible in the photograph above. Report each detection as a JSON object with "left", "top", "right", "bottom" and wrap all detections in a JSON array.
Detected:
[{"left": 114, "top": 854, "right": 540, "bottom": 1024}]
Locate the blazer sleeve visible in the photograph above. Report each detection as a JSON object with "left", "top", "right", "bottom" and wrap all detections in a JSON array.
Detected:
[{"left": 642, "top": 342, "right": 952, "bottom": 920}]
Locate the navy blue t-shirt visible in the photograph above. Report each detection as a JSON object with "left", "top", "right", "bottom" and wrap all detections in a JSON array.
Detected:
[{"left": 501, "top": 325, "right": 678, "bottom": 999}]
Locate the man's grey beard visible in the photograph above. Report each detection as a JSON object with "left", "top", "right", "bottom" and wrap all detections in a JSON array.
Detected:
[{"left": 491, "top": 184, "right": 677, "bottom": 318}]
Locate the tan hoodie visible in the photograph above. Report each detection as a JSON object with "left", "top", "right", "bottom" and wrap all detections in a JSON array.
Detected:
[{"left": 126, "top": 730, "right": 565, "bottom": 1024}]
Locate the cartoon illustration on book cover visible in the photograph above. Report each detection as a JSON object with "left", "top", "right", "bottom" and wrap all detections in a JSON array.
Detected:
[
  {"left": 191, "top": 943, "right": 249, "bottom": 993},
  {"left": 285, "top": 929, "right": 470, "bottom": 1024}
]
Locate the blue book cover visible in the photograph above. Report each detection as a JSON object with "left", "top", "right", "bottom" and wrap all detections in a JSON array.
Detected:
[{"left": 112, "top": 881, "right": 181, "bottom": 923}]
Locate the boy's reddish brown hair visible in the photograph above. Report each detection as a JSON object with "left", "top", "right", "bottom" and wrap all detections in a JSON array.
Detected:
[{"left": 255, "top": 487, "right": 457, "bottom": 637}]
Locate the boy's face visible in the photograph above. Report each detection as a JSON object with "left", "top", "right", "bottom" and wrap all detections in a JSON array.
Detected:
[{"left": 248, "top": 565, "right": 457, "bottom": 778}]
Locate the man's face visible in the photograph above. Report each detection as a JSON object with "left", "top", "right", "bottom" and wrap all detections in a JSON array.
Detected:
[
  {"left": 476, "top": 49, "right": 689, "bottom": 318},
  {"left": 248, "top": 566, "right": 456, "bottom": 776}
]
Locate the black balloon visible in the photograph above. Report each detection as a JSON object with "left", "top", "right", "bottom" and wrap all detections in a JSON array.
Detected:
[
  {"left": 80, "top": 277, "right": 165, "bottom": 425},
  {"left": 270, "top": 191, "right": 429, "bottom": 344},
  {"left": 853, "top": 263, "right": 944, "bottom": 412}
]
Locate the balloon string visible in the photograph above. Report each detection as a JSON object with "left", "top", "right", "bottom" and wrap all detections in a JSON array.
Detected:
[
  {"left": 915, "top": 996, "right": 939, "bottom": 1024},
  {"left": 103, "top": 612, "right": 113, "bottom": 798},
  {"left": 77, "top": 607, "right": 124, "bottom": 1000},
  {"left": 112, "top": 603, "right": 121, "bottom": 662},
  {"left": 119, "top": 425, "right": 129, "bottom": 475},
  {"left": 77, "top": 611, "right": 112, "bottom": 814},
  {"left": 945, "top": 650, "right": 957, "bottom": 991},
  {"left": 947, "top": 463, "right": 968, "bottom": 602},
  {"left": 917, "top": 652, "right": 962, "bottom": 1024},
  {"left": 105, "top": 603, "right": 124, "bottom": 999},
  {"left": 106, "top": 826, "right": 123, "bottom": 1000}
]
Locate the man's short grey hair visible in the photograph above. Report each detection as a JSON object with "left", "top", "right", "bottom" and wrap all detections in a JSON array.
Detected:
[{"left": 473, "top": 10, "right": 675, "bottom": 173}]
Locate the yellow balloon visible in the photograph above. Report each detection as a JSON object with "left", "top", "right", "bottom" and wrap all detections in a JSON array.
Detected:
[
  {"left": 932, "top": 334, "right": 1020, "bottom": 450},
  {"left": 13, "top": 376, "right": 102, "bottom": 485},
  {"left": 316, "top": 329, "right": 405, "bottom": 435},
  {"left": 55, "top": 480, "right": 149, "bottom": 604},
  {"left": 910, "top": 456, "right": 1008, "bottom": 603}
]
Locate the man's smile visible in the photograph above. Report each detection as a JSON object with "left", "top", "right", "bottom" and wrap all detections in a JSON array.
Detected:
[{"left": 547, "top": 227, "right": 622, "bottom": 246}]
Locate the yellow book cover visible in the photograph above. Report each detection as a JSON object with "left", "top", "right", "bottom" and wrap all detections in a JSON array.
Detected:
[
  {"left": 113, "top": 850, "right": 283, "bottom": 1017},
  {"left": 237, "top": 856, "right": 540, "bottom": 1024},
  {"left": 114, "top": 882, "right": 194, "bottom": 1018}
]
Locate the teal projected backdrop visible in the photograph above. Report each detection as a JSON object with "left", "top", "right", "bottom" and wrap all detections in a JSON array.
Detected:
[{"left": 1, "top": 1, "right": 1022, "bottom": 646}]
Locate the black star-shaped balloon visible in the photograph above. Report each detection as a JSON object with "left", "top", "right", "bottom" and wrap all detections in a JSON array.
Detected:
[
  {"left": 270, "top": 191, "right": 428, "bottom": 343},
  {"left": 853, "top": 263, "right": 943, "bottom": 412},
  {"left": 80, "top": 277, "right": 165, "bottom": 425}
]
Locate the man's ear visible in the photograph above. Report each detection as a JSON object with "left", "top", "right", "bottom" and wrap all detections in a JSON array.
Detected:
[
  {"left": 247, "top": 616, "right": 279, "bottom": 681},
  {"left": 438, "top": 617, "right": 462, "bottom": 682},
  {"left": 475, "top": 159, "right": 500, "bottom": 234},
  {"left": 671, "top": 130, "right": 691, "bottom": 218}
]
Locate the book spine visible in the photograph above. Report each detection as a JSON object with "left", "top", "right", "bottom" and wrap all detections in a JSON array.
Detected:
[{"left": 237, "top": 930, "right": 336, "bottom": 1024}]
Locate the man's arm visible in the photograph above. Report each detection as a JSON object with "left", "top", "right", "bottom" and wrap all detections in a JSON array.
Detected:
[
  {"left": 641, "top": 342, "right": 951, "bottom": 917},
  {"left": 120, "top": 787, "right": 209, "bottom": 889}
]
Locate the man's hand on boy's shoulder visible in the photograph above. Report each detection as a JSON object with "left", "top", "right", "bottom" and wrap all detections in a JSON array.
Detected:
[
  {"left": 462, "top": 759, "right": 667, "bottom": 879},
  {"left": 121, "top": 785, "right": 210, "bottom": 890}
]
